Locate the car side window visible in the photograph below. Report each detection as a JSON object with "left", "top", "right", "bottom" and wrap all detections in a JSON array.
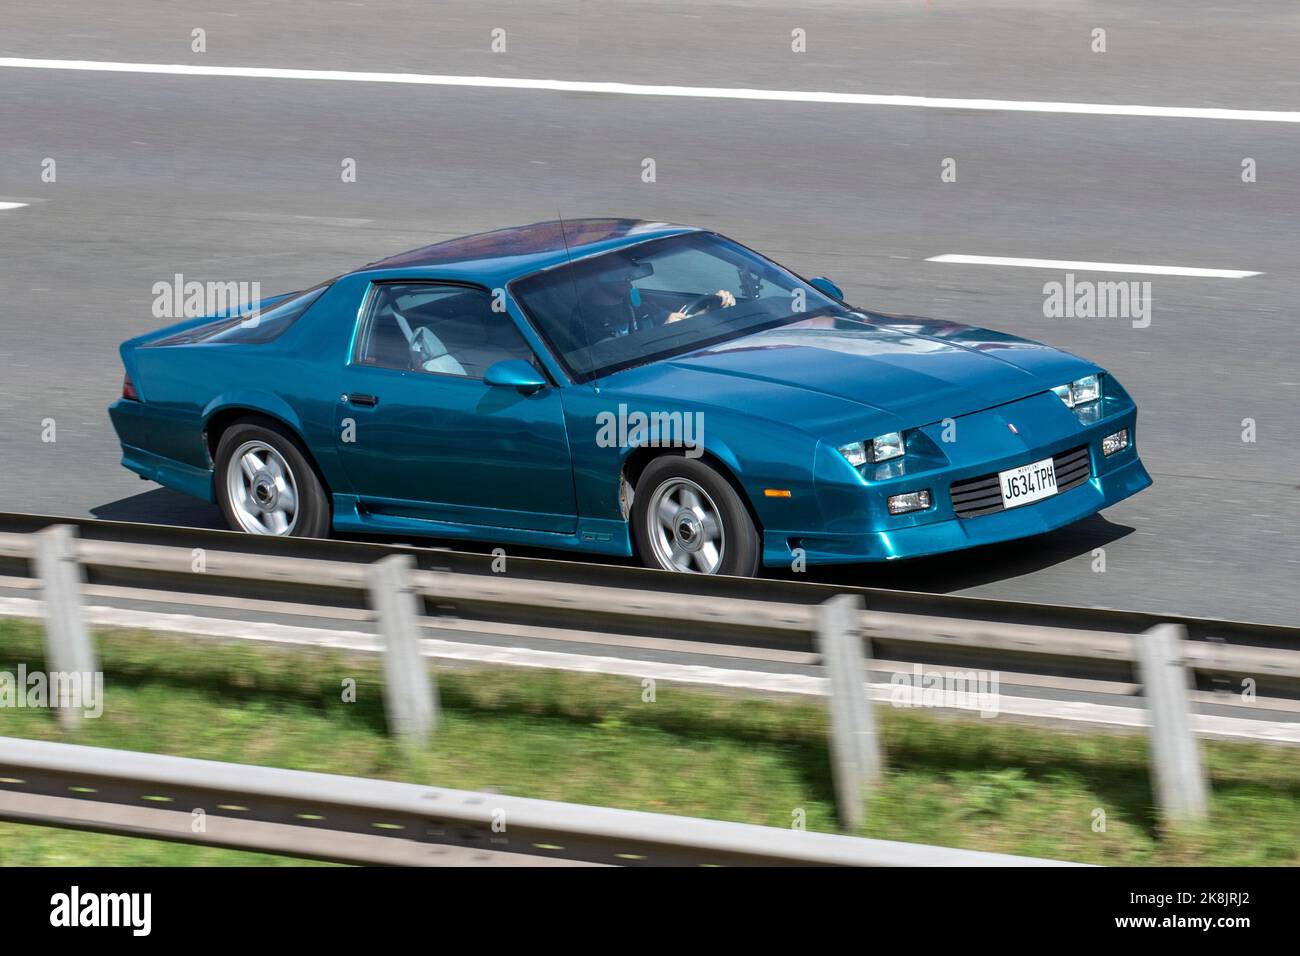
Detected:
[{"left": 355, "top": 283, "right": 537, "bottom": 380}]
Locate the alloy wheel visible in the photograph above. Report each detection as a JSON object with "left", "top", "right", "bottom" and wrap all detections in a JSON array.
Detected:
[{"left": 646, "top": 477, "right": 725, "bottom": 573}]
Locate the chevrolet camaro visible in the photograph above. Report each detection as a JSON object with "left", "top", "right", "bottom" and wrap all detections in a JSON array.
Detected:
[{"left": 108, "top": 218, "right": 1151, "bottom": 576}]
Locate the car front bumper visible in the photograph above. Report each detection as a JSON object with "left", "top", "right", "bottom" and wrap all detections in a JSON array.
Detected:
[{"left": 761, "top": 389, "right": 1152, "bottom": 566}]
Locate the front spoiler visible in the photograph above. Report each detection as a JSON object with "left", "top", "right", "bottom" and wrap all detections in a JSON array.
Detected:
[{"left": 764, "top": 452, "right": 1151, "bottom": 566}]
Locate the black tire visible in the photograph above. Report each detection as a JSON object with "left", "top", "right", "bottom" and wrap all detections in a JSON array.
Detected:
[
  {"left": 631, "top": 456, "right": 760, "bottom": 576},
  {"left": 213, "top": 418, "right": 332, "bottom": 538}
]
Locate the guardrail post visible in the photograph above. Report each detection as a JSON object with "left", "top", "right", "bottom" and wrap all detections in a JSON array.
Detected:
[
  {"left": 32, "top": 525, "right": 97, "bottom": 729},
  {"left": 366, "top": 555, "right": 438, "bottom": 744},
  {"left": 1135, "top": 623, "right": 1208, "bottom": 822},
  {"left": 816, "top": 594, "right": 881, "bottom": 829}
]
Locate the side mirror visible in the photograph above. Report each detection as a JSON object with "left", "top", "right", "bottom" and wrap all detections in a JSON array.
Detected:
[
  {"left": 808, "top": 276, "right": 845, "bottom": 301},
  {"left": 484, "top": 359, "right": 547, "bottom": 394}
]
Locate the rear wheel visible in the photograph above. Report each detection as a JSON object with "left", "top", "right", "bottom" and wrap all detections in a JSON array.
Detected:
[
  {"left": 632, "top": 457, "right": 760, "bottom": 576},
  {"left": 214, "top": 420, "right": 331, "bottom": 538}
]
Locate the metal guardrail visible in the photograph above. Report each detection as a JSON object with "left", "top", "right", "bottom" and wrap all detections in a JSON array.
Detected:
[
  {"left": 2, "top": 524, "right": 1298, "bottom": 696},
  {"left": 3, "top": 524, "right": 1295, "bottom": 833},
  {"left": 0, "top": 510, "right": 1294, "bottom": 646},
  {"left": 0, "top": 736, "right": 1082, "bottom": 866}
]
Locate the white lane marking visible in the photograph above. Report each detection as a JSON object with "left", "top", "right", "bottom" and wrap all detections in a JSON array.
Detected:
[
  {"left": 0, "top": 202, "right": 30, "bottom": 211},
  {"left": 927, "top": 254, "right": 1260, "bottom": 279},
  {"left": 2, "top": 57, "right": 1300, "bottom": 123}
]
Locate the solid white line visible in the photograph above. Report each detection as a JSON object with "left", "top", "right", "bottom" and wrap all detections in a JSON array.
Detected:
[
  {"left": 0, "top": 202, "right": 30, "bottom": 211},
  {"left": 2, "top": 57, "right": 1300, "bottom": 123},
  {"left": 927, "top": 254, "right": 1260, "bottom": 279}
]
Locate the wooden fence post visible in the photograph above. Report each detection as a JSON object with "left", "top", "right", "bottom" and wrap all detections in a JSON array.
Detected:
[
  {"left": 1135, "top": 623, "right": 1208, "bottom": 821},
  {"left": 366, "top": 555, "right": 438, "bottom": 743},
  {"left": 33, "top": 525, "right": 98, "bottom": 729},
  {"left": 816, "top": 594, "right": 882, "bottom": 829}
]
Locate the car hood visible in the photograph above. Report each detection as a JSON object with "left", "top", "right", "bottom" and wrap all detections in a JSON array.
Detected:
[{"left": 601, "top": 314, "right": 1097, "bottom": 439}]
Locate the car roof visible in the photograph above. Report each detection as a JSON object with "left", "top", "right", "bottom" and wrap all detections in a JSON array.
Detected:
[{"left": 351, "top": 218, "right": 701, "bottom": 286}]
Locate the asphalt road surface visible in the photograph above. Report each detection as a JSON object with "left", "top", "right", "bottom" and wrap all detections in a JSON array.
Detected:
[{"left": 0, "top": 1, "right": 1297, "bottom": 623}]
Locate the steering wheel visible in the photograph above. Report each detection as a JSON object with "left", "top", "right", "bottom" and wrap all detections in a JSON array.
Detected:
[{"left": 677, "top": 291, "right": 731, "bottom": 320}]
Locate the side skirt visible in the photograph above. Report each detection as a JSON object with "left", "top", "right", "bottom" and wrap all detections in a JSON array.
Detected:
[{"left": 330, "top": 496, "right": 633, "bottom": 558}]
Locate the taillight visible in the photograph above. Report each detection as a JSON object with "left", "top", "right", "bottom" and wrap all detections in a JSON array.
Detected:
[{"left": 122, "top": 372, "right": 140, "bottom": 401}]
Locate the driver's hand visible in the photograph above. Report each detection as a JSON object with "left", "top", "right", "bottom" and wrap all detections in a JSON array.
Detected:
[{"left": 667, "top": 290, "right": 736, "bottom": 324}]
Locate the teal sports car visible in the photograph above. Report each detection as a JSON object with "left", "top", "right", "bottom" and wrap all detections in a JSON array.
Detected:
[{"left": 109, "top": 218, "right": 1151, "bottom": 576}]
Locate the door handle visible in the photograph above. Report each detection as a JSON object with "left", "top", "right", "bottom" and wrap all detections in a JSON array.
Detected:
[{"left": 346, "top": 393, "right": 379, "bottom": 407}]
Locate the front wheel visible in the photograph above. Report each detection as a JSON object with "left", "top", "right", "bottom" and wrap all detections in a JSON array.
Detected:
[
  {"left": 214, "top": 420, "right": 331, "bottom": 538},
  {"left": 632, "top": 457, "right": 760, "bottom": 576}
]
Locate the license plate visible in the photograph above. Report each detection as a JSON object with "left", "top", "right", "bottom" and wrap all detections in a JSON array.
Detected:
[{"left": 998, "top": 456, "right": 1058, "bottom": 509}]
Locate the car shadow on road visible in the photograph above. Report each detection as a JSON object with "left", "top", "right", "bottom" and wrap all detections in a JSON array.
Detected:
[
  {"left": 770, "top": 513, "right": 1137, "bottom": 593},
  {"left": 90, "top": 487, "right": 1135, "bottom": 596},
  {"left": 91, "top": 487, "right": 226, "bottom": 529}
]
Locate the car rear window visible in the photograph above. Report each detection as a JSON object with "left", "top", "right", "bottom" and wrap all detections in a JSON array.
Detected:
[{"left": 149, "top": 283, "right": 330, "bottom": 346}]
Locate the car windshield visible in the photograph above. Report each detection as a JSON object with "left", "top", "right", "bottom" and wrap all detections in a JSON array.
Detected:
[{"left": 510, "top": 232, "right": 850, "bottom": 381}]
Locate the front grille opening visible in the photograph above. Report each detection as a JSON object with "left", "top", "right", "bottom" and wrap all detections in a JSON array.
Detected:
[{"left": 949, "top": 445, "right": 1091, "bottom": 519}]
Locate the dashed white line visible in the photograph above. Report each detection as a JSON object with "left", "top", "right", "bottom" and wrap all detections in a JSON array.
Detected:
[
  {"left": 2, "top": 57, "right": 1300, "bottom": 123},
  {"left": 927, "top": 254, "right": 1260, "bottom": 279},
  {"left": 0, "top": 202, "right": 30, "bottom": 211}
]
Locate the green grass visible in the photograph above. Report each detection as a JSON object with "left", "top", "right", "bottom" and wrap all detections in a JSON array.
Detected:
[{"left": 0, "top": 617, "right": 1297, "bottom": 866}]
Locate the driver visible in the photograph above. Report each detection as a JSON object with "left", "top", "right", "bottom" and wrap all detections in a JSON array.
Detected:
[
  {"left": 666, "top": 289, "right": 736, "bottom": 324},
  {"left": 574, "top": 259, "right": 739, "bottom": 339},
  {"left": 575, "top": 269, "right": 638, "bottom": 341}
]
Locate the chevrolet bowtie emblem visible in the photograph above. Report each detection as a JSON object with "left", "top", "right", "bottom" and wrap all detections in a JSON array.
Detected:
[{"left": 1007, "top": 423, "right": 1020, "bottom": 435}]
